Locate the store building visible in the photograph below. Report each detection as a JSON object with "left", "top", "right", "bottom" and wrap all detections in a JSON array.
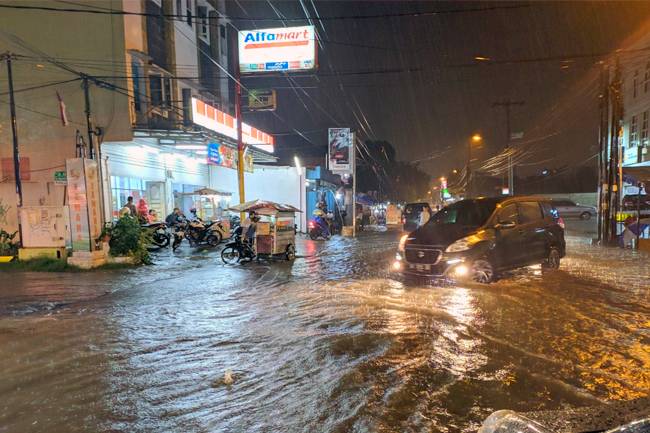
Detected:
[{"left": 0, "top": 1, "right": 305, "bottom": 242}]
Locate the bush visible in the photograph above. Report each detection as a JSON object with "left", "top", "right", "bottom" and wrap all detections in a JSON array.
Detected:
[
  {"left": 0, "top": 229, "right": 19, "bottom": 257},
  {"left": 108, "top": 217, "right": 152, "bottom": 265}
]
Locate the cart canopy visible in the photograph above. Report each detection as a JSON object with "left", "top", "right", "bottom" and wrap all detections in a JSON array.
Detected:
[{"left": 230, "top": 199, "right": 301, "bottom": 215}]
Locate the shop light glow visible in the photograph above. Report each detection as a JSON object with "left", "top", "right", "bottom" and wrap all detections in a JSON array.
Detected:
[{"left": 294, "top": 155, "right": 301, "bottom": 176}]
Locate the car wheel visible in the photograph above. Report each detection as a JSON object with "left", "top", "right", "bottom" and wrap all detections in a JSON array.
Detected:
[
  {"left": 579, "top": 211, "right": 591, "bottom": 220},
  {"left": 542, "top": 248, "right": 561, "bottom": 269},
  {"left": 470, "top": 259, "right": 495, "bottom": 283},
  {"left": 221, "top": 246, "right": 241, "bottom": 264}
]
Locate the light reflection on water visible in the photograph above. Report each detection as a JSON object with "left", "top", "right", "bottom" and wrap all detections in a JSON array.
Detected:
[{"left": 0, "top": 230, "right": 648, "bottom": 432}]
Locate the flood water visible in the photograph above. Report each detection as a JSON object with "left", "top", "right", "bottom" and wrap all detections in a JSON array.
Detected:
[{"left": 1, "top": 225, "right": 649, "bottom": 432}]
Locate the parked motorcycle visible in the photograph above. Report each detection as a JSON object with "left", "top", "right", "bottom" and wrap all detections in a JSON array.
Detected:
[
  {"left": 141, "top": 221, "right": 171, "bottom": 248},
  {"left": 185, "top": 218, "right": 223, "bottom": 247},
  {"left": 221, "top": 226, "right": 256, "bottom": 263}
]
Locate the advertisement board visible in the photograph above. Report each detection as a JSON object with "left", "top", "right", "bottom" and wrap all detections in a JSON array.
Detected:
[
  {"left": 207, "top": 142, "right": 253, "bottom": 173},
  {"left": 386, "top": 205, "right": 400, "bottom": 225},
  {"left": 66, "top": 158, "right": 91, "bottom": 251},
  {"left": 328, "top": 128, "right": 352, "bottom": 173},
  {"left": 249, "top": 89, "right": 277, "bottom": 111},
  {"left": 192, "top": 98, "right": 274, "bottom": 153},
  {"left": 238, "top": 26, "right": 317, "bottom": 74}
]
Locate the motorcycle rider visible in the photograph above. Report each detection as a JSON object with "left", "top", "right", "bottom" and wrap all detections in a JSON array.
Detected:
[
  {"left": 166, "top": 208, "right": 183, "bottom": 229},
  {"left": 241, "top": 210, "right": 259, "bottom": 243},
  {"left": 312, "top": 203, "right": 330, "bottom": 239}
]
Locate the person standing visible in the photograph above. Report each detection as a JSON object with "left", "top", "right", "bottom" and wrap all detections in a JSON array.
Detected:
[
  {"left": 418, "top": 205, "right": 431, "bottom": 227},
  {"left": 125, "top": 196, "right": 137, "bottom": 218},
  {"left": 241, "top": 210, "right": 259, "bottom": 242}
]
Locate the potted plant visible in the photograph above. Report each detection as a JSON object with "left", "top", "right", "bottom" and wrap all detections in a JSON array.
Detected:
[{"left": 0, "top": 229, "right": 19, "bottom": 262}]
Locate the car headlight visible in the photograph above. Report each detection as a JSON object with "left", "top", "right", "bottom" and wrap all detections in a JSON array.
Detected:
[
  {"left": 398, "top": 234, "right": 408, "bottom": 251},
  {"left": 445, "top": 235, "right": 480, "bottom": 253}
]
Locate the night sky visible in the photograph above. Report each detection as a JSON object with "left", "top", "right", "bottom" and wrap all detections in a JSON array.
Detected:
[{"left": 231, "top": 1, "right": 650, "bottom": 178}]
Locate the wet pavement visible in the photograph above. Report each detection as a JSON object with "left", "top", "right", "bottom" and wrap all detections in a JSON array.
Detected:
[{"left": 0, "top": 221, "right": 649, "bottom": 433}]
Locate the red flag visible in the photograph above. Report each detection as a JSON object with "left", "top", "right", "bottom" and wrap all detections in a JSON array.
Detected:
[{"left": 56, "top": 91, "right": 69, "bottom": 126}]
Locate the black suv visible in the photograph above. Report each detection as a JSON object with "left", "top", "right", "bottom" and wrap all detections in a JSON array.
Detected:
[
  {"left": 394, "top": 196, "right": 566, "bottom": 283},
  {"left": 402, "top": 202, "right": 430, "bottom": 232}
]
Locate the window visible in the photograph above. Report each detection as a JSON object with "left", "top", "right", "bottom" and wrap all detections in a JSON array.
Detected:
[
  {"left": 131, "top": 62, "right": 141, "bottom": 112},
  {"left": 633, "top": 70, "right": 638, "bottom": 98},
  {"left": 149, "top": 75, "right": 171, "bottom": 109},
  {"left": 518, "top": 201, "right": 543, "bottom": 223},
  {"left": 497, "top": 203, "right": 518, "bottom": 224},
  {"left": 110, "top": 176, "right": 148, "bottom": 217},
  {"left": 198, "top": 6, "right": 208, "bottom": 40},
  {"left": 630, "top": 115, "right": 638, "bottom": 146},
  {"left": 176, "top": 0, "right": 182, "bottom": 19},
  {"left": 645, "top": 63, "right": 650, "bottom": 93},
  {"left": 186, "top": 0, "right": 193, "bottom": 26},
  {"left": 220, "top": 25, "right": 226, "bottom": 54},
  {"left": 643, "top": 111, "right": 649, "bottom": 146},
  {"left": 541, "top": 201, "right": 558, "bottom": 219}
]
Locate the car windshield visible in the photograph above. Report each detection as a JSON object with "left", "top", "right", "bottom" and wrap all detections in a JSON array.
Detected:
[
  {"left": 404, "top": 204, "right": 426, "bottom": 214},
  {"left": 427, "top": 199, "right": 499, "bottom": 229}
]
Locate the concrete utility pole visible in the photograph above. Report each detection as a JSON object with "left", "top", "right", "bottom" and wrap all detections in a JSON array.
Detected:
[
  {"left": 597, "top": 63, "right": 610, "bottom": 244},
  {"left": 493, "top": 100, "right": 524, "bottom": 195},
  {"left": 233, "top": 34, "right": 245, "bottom": 212},
  {"left": 1, "top": 52, "right": 23, "bottom": 245},
  {"left": 606, "top": 59, "right": 623, "bottom": 245}
]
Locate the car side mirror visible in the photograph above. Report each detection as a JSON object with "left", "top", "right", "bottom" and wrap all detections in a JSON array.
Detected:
[{"left": 495, "top": 221, "right": 516, "bottom": 229}]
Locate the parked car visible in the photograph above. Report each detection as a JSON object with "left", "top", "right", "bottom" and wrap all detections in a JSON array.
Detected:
[
  {"left": 393, "top": 196, "right": 566, "bottom": 283},
  {"left": 551, "top": 199, "right": 597, "bottom": 220},
  {"left": 402, "top": 202, "right": 430, "bottom": 231},
  {"left": 622, "top": 194, "right": 650, "bottom": 211}
]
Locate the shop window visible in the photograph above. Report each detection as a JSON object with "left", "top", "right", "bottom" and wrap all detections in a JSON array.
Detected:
[
  {"left": 630, "top": 115, "right": 638, "bottom": 146},
  {"left": 643, "top": 111, "right": 648, "bottom": 146},
  {"left": 110, "top": 176, "right": 148, "bottom": 217},
  {"left": 198, "top": 6, "right": 209, "bottom": 41}
]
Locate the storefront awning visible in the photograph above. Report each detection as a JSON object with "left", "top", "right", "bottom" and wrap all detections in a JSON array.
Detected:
[
  {"left": 623, "top": 162, "right": 650, "bottom": 180},
  {"left": 174, "top": 188, "right": 232, "bottom": 196}
]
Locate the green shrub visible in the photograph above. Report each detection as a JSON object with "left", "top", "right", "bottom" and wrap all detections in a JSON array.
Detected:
[
  {"left": 0, "top": 229, "right": 19, "bottom": 257},
  {"left": 108, "top": 217, "right": 152, "bottom": 265}
]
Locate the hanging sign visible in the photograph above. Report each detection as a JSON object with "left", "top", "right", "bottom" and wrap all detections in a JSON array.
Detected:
[
  {"left": 54, "top": 171, "right": 67, "bottom": 186},
  {"left": 248, "top": 89, "right": 277, "bottom": 111},
  {"left": 328, "top": 128, "right": 352, "bottom": 173},
  {"left": 192, "top": 98, "right": 274, "bottom": 153},
  {"left": 207, "top": 142, "right": 253, "bottom": 173},
  {"left": 238, "top": 26, "right": 317, "bottom": 74}
]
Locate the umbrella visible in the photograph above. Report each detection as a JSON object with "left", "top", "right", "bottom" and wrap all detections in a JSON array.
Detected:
[{"left": 621, "top": 218, "right": 650, "bottom": 247}]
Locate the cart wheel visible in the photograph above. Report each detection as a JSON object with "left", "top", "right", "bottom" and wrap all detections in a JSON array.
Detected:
[
  {"left": 221, "top": 246, "right": 241, "bottom": 264},
  {"left": 207, "top": 232, "right": 222, "bottom": 246},
  {"left": 285, "top": 245, "right": 296, "bottom": 261}
]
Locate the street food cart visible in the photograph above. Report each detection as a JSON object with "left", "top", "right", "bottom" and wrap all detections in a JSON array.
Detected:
[
  {"left": 230, "top": 199, "right": 299, "bottom": 261},
  {"left": 174, "top": 188, "right": 231, "bottom": 238}
]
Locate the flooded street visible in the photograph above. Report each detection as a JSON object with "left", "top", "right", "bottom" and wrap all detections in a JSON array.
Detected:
[{"left": 1, "top": 224, "right": 649, "bottom": 433}]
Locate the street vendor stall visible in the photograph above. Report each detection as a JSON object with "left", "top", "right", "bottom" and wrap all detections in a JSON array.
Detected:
[
  {"left": 174, "top": 188, "right": 232, "bottom": 238},
  {"left": 229, "top": 199, "right": 300, "bottom": 261}
]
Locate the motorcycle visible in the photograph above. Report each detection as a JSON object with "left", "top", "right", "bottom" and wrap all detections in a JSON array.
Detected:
[
  {"left": 185, "top": 217, "right": 224, "bottom": 247},
  {"left": 221, "top": 226, "right": 257, "bottom": 263},
  {"left": 141, "top": 221, "right": 171, "bottom": 248},
  {"left": 171, "top": 218, "right": 188, "bottom": 251},
  {"left": 308, "top": 217, "right": 332, "bottom": 240}
]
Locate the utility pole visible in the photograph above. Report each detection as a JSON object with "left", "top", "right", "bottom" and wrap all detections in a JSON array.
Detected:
[
  {"left": 606, "top": 59, "right": 623, "bottom": 245},
  {"left": 234, "top": 35, "right": 245, "bottom": 212},
  {"left": 493, "top": 100, "right": 524, "bottom": 195},
  {"left": 82, "top": 76, "right": 96, "bottom": 160},
  {"left": 2, "top": 52, "right": 23, "bottom": 245},
  {"left": 597, "top": 63, "right": 610, "bottom": 244}
]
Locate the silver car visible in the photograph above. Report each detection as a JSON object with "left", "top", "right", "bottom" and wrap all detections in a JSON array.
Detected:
[{"left": 552, "top": 199, "right": 597, "bottom": 220}]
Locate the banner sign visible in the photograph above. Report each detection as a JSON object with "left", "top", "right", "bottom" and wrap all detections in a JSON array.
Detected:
[
  {"left": 238, "top": 26, "right": 317, "bottom": 74},
  {"left": 386, "top": 205, "right": 399, "bottom": 225},
  {"left": 192, "top": 98, "right": 274, "bottom": 153},
  {"left": 66, "top": 158, "right": 101, "bottom": 251},
  {"left": 54, "top": 171, "right": 67, "bottom": 186},
  {"left": 248, "top": 89, "right": 277, "bottom": 111},
  {"left": 328, "top": 128, "right": 352, "bottom": 173},
  {"left": 207, "top": 142, "right": 253, "bottom": 173}
]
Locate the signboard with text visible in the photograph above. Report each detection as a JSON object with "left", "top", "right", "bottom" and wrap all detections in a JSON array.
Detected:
[
  {"left": 207, "top": 142, "right": 253, "bottom": 173},
  {"left": 238, "top": 26, "right": 317, "bottom": 74},
  {"left": 66, "top": 158, "right": 103, "bottom": 251},
  {"left": 386, "top": 205, "right": 399, "bottom": 225},
  {"left": 192, "top": 98, "right": 274, "bottom": 153},
  {"left": 328, "top": 128, "right": 352, "bottom": 173},
  {"left": 248, "top": 89, "right": 277, "bottom": 111},
  {"left": 54, "top": 171, "right": 67, "bottom": 186}
]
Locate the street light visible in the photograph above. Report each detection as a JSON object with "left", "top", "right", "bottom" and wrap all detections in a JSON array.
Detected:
[
  {"left": 467, "top": 135, "right": 482, "bottom": 198},
  {"left": 294, "top": 155, "right": 301, "bottom": 176}
]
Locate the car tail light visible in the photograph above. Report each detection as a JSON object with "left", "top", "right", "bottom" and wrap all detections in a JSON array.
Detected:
[
  {"left": 558, "top": 217, "right": 565, "bottom": 229},
  {"left": 402, "top": 217, "right": 406, "bottom": 224}
]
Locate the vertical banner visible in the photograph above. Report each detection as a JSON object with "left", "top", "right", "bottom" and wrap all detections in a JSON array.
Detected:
[
  {"left": 328, "top": 128, "right": 352, "bottom": 173},
  {"left": 66, "top": 158, "right": 102, "bottom": 252},
  {"left": 386, "top": 205, "right": 399, "bottom": 225}
]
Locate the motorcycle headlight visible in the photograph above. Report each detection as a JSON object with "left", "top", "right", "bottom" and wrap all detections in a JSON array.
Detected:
[{"left": 445, "top": 235, "right": 480, "bottom": 253}]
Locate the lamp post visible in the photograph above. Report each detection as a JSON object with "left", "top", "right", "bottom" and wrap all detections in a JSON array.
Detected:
[{"left": 467, "top": 135, "right": 482, "bottom": 198}]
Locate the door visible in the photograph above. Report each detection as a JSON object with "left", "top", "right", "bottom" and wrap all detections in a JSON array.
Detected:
[
  {"left": 146, "top": 181, "right": 166, "bottom": 222},
  {"left": 517, "top": 201, "right": 547, "bottom": 263},
  {"left": 492, "top": 203, "right": 523, "bottom": 268}
]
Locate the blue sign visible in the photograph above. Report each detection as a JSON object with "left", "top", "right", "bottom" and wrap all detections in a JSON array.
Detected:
[
  {"left": 207, "top": 142, "right": 222, "bottom": 165},
  {"left": 266, "top": 61, "right": 288, "bottom": 71}
]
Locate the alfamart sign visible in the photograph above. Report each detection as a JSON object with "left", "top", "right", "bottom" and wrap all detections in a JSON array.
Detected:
[
  {"left": 192, "top": 98, "right": 274, "bottom": 153},
  {"left": 238, "top": 26, "right": 317, "bottom": 74}
]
